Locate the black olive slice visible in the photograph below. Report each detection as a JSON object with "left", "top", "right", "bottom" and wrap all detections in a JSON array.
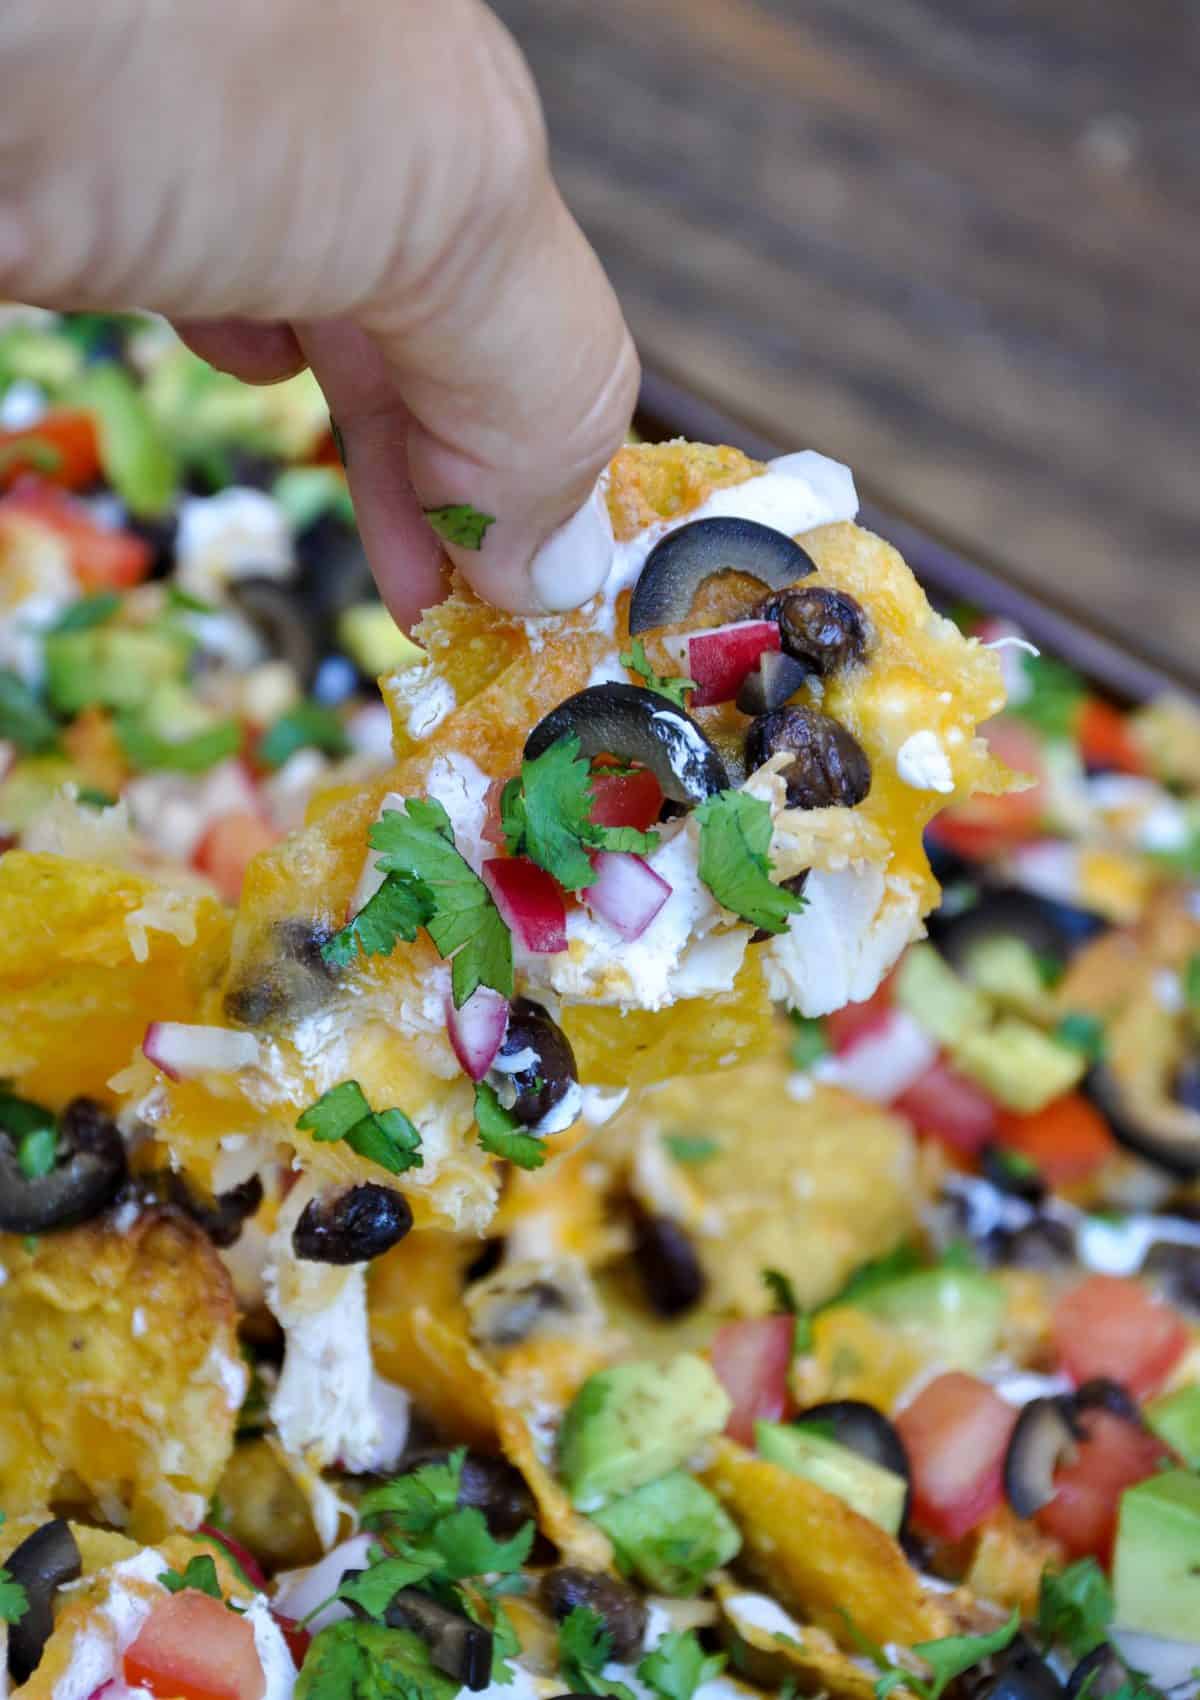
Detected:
[
  {"left": 753, "top": 587, "right": 869, "bottom": 675},
  {"left": 151, "top": 1171, "right": 264, "bottom": 1248},
  {"left": 0, "top": 1097, "right": 126, "bottom": 1235},
  {"left": 628, "top": 517, "right": 815, "bottom": 636},
  {"left": 6, "top": 1518, "right": 82, "bottom": 1684},
  {"left": 525, "top": 684, "right": 728, "bottom": 807},
  {"left": 228, "top": 576, "right": 319, "bottom": 688},
  {"left": 538, "top": 1566, "right": 647, "bottom": 1662},
  {"left": 293, "top": 1184, "right": 413, "bottom": 1264},
  {"left": 630, "top": 1210, "right": 708, "bottom": 1317},
  {"left": 1141, "top": 1238, "right": 1200, "bottom": 1314},
  {"left": 490, "top": 998, "right": 579, "bottom": 1132},
  {"left": 928, "top": 888, "right": 1089, "bottom": 979},
  {"left": 1002, "top": 1397, "right": 1078, "bottom": 1517},
  {"left": 1084, "top": 1061, "right": 1200, "bottom": 1177},
  {"left": 1071, "top": 1378, "right": 1141, "bottom": 1423},
  {"left": 735, "top": 651, "right": 810, "bottom": 717},
  {"left": 1065, "top": 1644, "right": 1132, "bottom": 1700},
  {"left": 980, "top": 1143, "right": 1047, "bottom": 1205},
  {"left": 977, "top": 1640, "right": 1066, "bottom": 1700},
  {"left": 745, "top": 707, "right": 871, "bottom": 809},
  {"left": 398, "top": 1448, "right": 537, "bottom": 1537},
  {"left": 797, "top": 1399, "right": 911, "bottom": 1484},
  {"left": 382, "top": 1588, "right": 494, "bottom": 1690}
]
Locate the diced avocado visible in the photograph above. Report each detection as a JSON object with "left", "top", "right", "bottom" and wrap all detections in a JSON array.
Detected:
[
  {"left": 850, "top": 1267, "right": 1004, "bottom": 1372},
  {"left": 0, "top": 756, "right": 80, "bottom": 830},
  {"left": 589, "top": 1469, "right": 741, "bottom": 1594},
  {"left": 959, "top": 935, "right": 1053, "bottom": 1019},
  {"left": 337, "top": 604, "right": 424, "bottom": 679},
  {"left": 558, "top": 1354, "right": 731, "bottom": 1510},
  {"left": 1145, "top": 1386, "right": 1200, "bottom": 1469},
  {"left": 951, "top": 1017, "right": 1086, "bottom": 1113},
  {"left": 894, "top": 944, "right": 989, "bottom": 1047},
  {"left": 67, "top": 363, "right": 177, "bottom": 517},
  {"left": 1112, "top": 1469, "right": 1200, "bottom": 1638},
  {"left": 755, "top": 1420, "right": 906, "bottom": 1535},
  {"left": 44, "top": 627, "right": 188, "bottom": 717}
]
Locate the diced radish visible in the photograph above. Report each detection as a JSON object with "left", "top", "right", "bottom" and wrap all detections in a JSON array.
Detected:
[
  {"left": 583, "top": 850, "right": 671, "bottom": 941},
  {"left": 482, "top": 857, "right": 567, "bottom": 953},
  {"left": 589, "top": 766, "right": 663, "bottom": 831},
  {"left": 446, "top": 985, "right": 510, "bottom": 1080},
  {"left": 197, "top": 1525, "right": 268, "bottom": 1592},
  {"left": 144, "top": 1022, "right": 261, "bottom": 1081},
  {"left": 682, "top": 620, "right": 782, "bottom": 708},
  {"left": 820, "top": 1009, "right": 938, "bottom": 1103},
  {"left": 893, "top": 1058, "right": 998, "bottom": 1155}
]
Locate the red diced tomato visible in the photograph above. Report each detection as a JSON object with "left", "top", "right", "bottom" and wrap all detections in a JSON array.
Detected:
[
  {"left": 928, "top": 718, "right": 1045, "bottom": 862},
  {"left": 271, "top": 1614, "right": 311, "bottom": 1668},
  {"left": 825, "top": 971, "right": 895, "bottom": 1054},
  {"left": 710, "top": 1315, "right": 795, "bottom": 1445},
  {"left": 995, "top": 1094, "right": 1116, "bottom": 1188},
  {"left": 893, "top": 1058, "right": 998, "bottom": 1156},
  {"left": 896, "top": 1371, "right": 1016, "bottom": 1541},
  {"left": 1076, "top": 698, "right": 1145, "bottom": 776},
  {"left": 193, "top": 811, "right": 278, "bottom": 904},
  {"left": 588, "top": 766, "right": 664, "bottom": 831},
  {"left": 0, "top": 411, "right": 101, "bottom": 491},
  {"left": 1052, "top": 1273, "right": 1188, "bottom": 1400},
  {"left": 124, "top": 1591, "right": 265, "bottom": 1700},
  {"left": 1036, "top": 1408, "right": 1171, "bottom": 1561},
  {"left": 2, "top": 478, "right": 152, "bottom": 589}
]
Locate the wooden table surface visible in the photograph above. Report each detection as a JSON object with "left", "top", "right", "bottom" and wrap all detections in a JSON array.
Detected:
[{"left": 493, "top": 0, "right": 1199, "bottom": 686}]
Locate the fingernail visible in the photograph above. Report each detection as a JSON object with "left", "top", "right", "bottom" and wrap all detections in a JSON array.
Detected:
[{"left": 527, "top": 479, "right": 614, "bottom": 613}]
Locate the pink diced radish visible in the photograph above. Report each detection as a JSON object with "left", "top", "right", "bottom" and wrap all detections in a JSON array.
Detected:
[
  {"left": 446, "top": 985, "right": 510, "bottom": 1080},
  {"left": 583, "top": 850, "right": 671, "bottom": 941},
  {"left": 482, "top": 857, "right": 567, "bottom": 954},
  {"left": 143, "top": 1021, "right": 261, "bottom": 1081},
  {"left": 817, "top": 1009, "right": 937, "bottom": 1103},
  {"left": 684, "top": 619, "right": 782, "bottom": 707}
]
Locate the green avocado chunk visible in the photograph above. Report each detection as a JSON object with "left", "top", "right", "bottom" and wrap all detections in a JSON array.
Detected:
[
  {"left": 590, "top": 1469, "right": 741, "bottom": 1594},
  {"left": 1112, "top": 1469, "right": 1200, "bottom": 1638},
  {"left": 754, "top": 1420, "right": 907, "bottom": 1536},
  {"left": 558, "top": 1354, "right": 731, "bottom": 1510},
  {"left": 849, "top": 1267, "right": 1004, "bottom": 1372},
  {"left": 45, "top": 626, "right": 188, "bottom": 717},
  {"left": 894, "top": 944, "right": 989, "bottom": 1047},
  {"left": 1145, "top": 1386, "right": 1200, "bottom": 1468},
  {"left": 951, "top": 1017, "right": 1085, "bottom": 1113}
]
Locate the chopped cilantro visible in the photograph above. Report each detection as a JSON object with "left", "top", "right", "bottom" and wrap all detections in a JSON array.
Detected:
[
  {"left": 500, "top": 734, "right": 659, "bottom": 891},
  {"left": 359, "top": 1450, "right": 464, "bottom": 1533},
  {"left": 833, "top": 1243, "right": 923, "bottom": 1306},
  {"left": 297, "top": 1080, "right": 423, "bottom": 1176},
  {"left": 694, "top": 789, "right": 805, "bottom": 935},
  {"left": 166, "top": 585, "right": 217, "bottom": 615},
  {"left": 0, "top": 436, "right": 62, "bottom": 477},
  {"left": 321, "top": 874, "right": 433, "bottom": 970},
  {"left": 873, "top": 1610, "right": 1020, "bottom": 1700},
  {"left": 474, "top": 1081, "right": 546, "bottom": 1170},
  {"left": 48, "top": 591, "right": 121, "bottom": 634},
  {"left": 423, "top": 503, "right": 495, "bottom": 551},
  {"left": 1012, "top": 652, "right": 1085, "bottom": 741},
  {"left": 0, "top": 1514, "right": 28, "bottom": 1627},
  {"left": 1056, "top": 1011, "right": 1107, "bottom": 1063},
  {"left": 273, "top": 466, "right": 356, "bottom": 532},
  {"left": 762, "top": 1268, "right": 800, "bottom": 1314},
  {"left": 419, "top": 1507, "right": 533, "bottom": 1580},
  {"left": 16, "top": 1125, "right": 57, "bottom": 1180},
  {"left": 663, "top": 1133, "right": 721, "bottom": 1165},
  {"left": 259, "top": 702, "right": 351, "bottom": 770},
  {"left": 620, "top": 638, "right": 695, "bottom": 710},
  {"left": 1037, "top": 1559, "right": 1113, "bottom": 1659},
  {"left": 295, "top": 1620, "right": 459, "bottom": 1700},
  {"left": 158, "top": 1554, "right": 223, "bottom": 1600},
  {"left": 788, "top": 1012, "right": 827, "bottom": 1070},
  {"left": 638, "top": 1630, "right": 725, "bottom": 1700},
  {"left": 0, "top": 668, "right": 59, "bottom": 754},
  {"left": 76, "top": 786, "right": 117, "bottom": 809},
  {"left": 116, "top": 711, "right": 241, "bottom": 774},
  {"left": 558, "top": 1606, "right": 636, "bottom": 1700},
  {"left": 1186, "top": 952, "right": 1200, "bottom": 1023}
]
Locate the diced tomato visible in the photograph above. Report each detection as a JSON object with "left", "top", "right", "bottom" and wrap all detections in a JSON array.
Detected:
[
  {"left": 2, "top": 478, "right": 152, "bottom": 589},
  {"left": 896, "top": 1371, "right": 1016, "bottom": 1541},
  {"left": 271, "top": 1614, "right": 311, "bottom": 1668},
  {"left": 825, "top": 971, "right": 895, "bottom": 1054},
  {"left": 893, "top": 1058, "right": 998, "bottom": 1156},
  {"left": 0, "top": 410, "right": 101, "bottom": 491},
  {"left": 683, "top": 619, "right": 782, "bottom": 708},
  {"left": 1076, "top": 697, "right": 1145, "bottom": 776},
  {"left": 1052, "top": 1273, "right": 1188, "bottom": 1400},
  {"left": 995, "top": 1093, "right": 1116, "bottom": 1188},
  {"left": 588, "top": 766, "right": 664, "bottom": 831},
  {"left": 193, "top": 811, "right": 278, "bottom": 904},
  {"left": 1036, "top": 1408, "right": 1171, "bottom": 1561},
  {"left": 928, "top": 718, "right": 1045, "bottom": 862},
  {"left": 197, "top": 1525, "right": 268, "bottom": 1592},
  {"left": 710, "top": 1315, "right": 795, "bottom": 1445},
  {"left": 124, "top": 1591, "right": 265, "bottom": 1700}
]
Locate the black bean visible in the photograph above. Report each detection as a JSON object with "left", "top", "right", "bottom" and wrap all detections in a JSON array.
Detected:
[
  {"left": 399, "top": 1448, "right": 537, "bottom": 1537},
  {"left": 631, "top": 1211, "right": 707, "bottom": 1317},
  {"left": 754, "top": 587, "right": 869, "bottom": 675},
  {"left": 1141, "top": 1240, "right": 1200, "bottom": 1313},
  {"left": 538, "top": 1567, "right": 647, "bottom": 1663},
  {"left": 492, "top": 998, "right": 578, "bottom": 1131},
  {"left": 160, "top": 1171, "right": 264, "bottom": 1248},
  {"left": 745, "top": 707, "right": 871, "bottom": 809},
  {"left": 293, "top": 1184, "right": 413, "bottom": 1264}
]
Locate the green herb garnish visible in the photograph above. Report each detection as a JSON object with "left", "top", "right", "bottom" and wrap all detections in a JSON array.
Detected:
[
  {"left": 47, "top": 591, "right": 121, "bottom": 634},
  {"left": 0, "top": 1512, "right": 29, "bottom": 1627},
  {"left": 873, "top": 1610, "right": 1021, "bottom": 1700},
  {"left": 474, "top": 1081, "right": 546, "bottom": 1171},
  {"left": 297, "top": 1080, "right": 423, "bottom": 1176},
  {"left": 638, "top": 1630, "right": 725, "bottom": 1700},
  {"left": 423, "top": 504, "right": 495, "bottom": 551},
  {"left": 500, "top": 734, "right": 659, "bottom": 891},
  {"left": 663, "top": 1133, "right": 721, "bottom": 1165},
  {"left": 1037, "top": 1559, "right": 1113, "bottom": 1659},
  {"left": 0, "top": 668, "right": 59, "bottom": 754},
  {"left": 620, "top": 638, "right": 695, "bottom": 710},
  {"left": 695, "top": 789, "right": 805, "bottom": 934},
  {"left": 158, "top": 1555, "right": 223, "bottom": 1601},
  {"left": 259, "top": 702, "right": 351, "bottom": 770}
]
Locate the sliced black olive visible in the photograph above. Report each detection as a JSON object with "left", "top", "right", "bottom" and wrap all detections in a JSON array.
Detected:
[
  {"left": 294, "top": 514, "right": 374, "bottom": 627},
  {"left": 525, "top": 684, "right": 727, "bottom": 807},
  {"left": 797, "top": 1400, "right": 911, "bottom": 1485},
  {"left": 986, "top": 1216, "right": 1076, "bottom": 1271},
  {"left": 0, "top": 1097, "right": 126, "bottom": 1234},
  {"left": 1084, "top": 1061, "right": 1200, "bottom": 1177},
  {"left": 381, "top": 1589, "right": 493, "bottom": 1690},
  {"left": 158, "top": 1171, "right": 264, "bottom": 1248},
  {"left": 228, "top": 576, "right": 318, "bottom": 688},
  {"left": 1065, "top": 1644, "right": 1132, "bottom": 1700},
  {"left": 745, "top": 706, "right": 871, "bottom": 809},
  {"left": 1141, "top": 1239, "right": 1200, "bottom": 1313},
  {"left": 928, "top": 888, "right": 1088, "bottom": 978},
  {"left": 1072, "top": 1378, "right": 1141, "bottom": 1423},
  {"left": 753, "top": 587, "right": 869, "bottom": 675},
  {"left": 735, "top": 651, "right": 810, "bottom": 717},
  {"left": 293, "top": 1184, "right": 413, "bottom": 1264},
  {"left": 969, "top": 1639, "right": 1064, "bottom": 1700},
  {"left": 1003, "top": 1397, "right": 1078, "bottom": 1517},
  {"left": 5, "top": 1518, "right": 82, "bottom": 1685},
  {"left": 399, "top": 1448, "right": 537, "bottom": 1537},
  {"left": 1175, "top": 1052, "right": 1200, "bottom": 1114},
  {"left": 627, "top": 516, "right": 816, "bottom": 636},
  {"left": 490, "top": 998, "right": 578, "bottom": 1132},
  {"left": 538, "top": 1567, "right": 647, "bottom": 1663},
  {"left": 980, "top": 1143, "right": 1047, "bottom": 1205},
  {"left": 631, "top": 1210, "right": 707, "bottom": 1317}
]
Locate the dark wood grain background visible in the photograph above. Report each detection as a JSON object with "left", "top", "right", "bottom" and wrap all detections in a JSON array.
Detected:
[{"left": 492, "top": 0, "right": 1199, "bottom": 683}]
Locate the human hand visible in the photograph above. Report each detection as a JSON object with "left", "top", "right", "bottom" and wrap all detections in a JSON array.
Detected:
[{"left": 0, "top": 0, "right": 638, "bottom": 623}]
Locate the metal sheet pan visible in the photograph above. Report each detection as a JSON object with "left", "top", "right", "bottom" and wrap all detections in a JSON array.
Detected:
[{"left": 635, "top": 366, "right": 1197, "bottom": 708}]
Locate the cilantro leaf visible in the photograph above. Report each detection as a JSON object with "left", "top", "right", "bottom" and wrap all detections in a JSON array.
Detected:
[
  {"left": 638, "top": 1631, "right": 725, "bottom": 1700},
  {"left": 297, "top": 1079, "right": 373, "bottom": 1141},
  {"left": 48, "top": 591, "right": 122, "bottom": 634},
  {"left": 474, "top": 1081, "right": 546, "bottom": 1170},
  {"left": 1012, "top": 653, "right": 1085, "bottom": 741},
  {"left": 663, "top": 1133, "right": 721, "bottom": 1165},
  {"left": 166, "top": 585, "right": 217, "bottom": 615},
  {"left": 621, "top": 638, "right": 695, "bottom": 710},
  {"left": 423, "top": 504, "right": 495, "bottom": 551},
  {"left": 788, "top": 1013, "right": 827, "bottom": 1070},
  {"left": 322, "top": 873, "right": 433, "bottom": 969},
  {"left": 1186, "top": 951, "right": 1200, "bottom": 1024},
  {"left": 296, "top": 1621, "right": 460, "bottom": 1700},
  {"left": 1037, "top": 1559, "right": 1113, "bottom": 1659},
  {"left": 158, "top": 1554, "right": 223, "bottom": 1599},
  {"left": 0, "top": 668, "right": 59, "bottom": 754},
  {"left": 501, "top": 735, "right": 659, "bottom": 891},
  {"left": 297, "top": 1081, "right": 423, "bottom": 1176},
  {"left": 1056, "top": 1012, "right": 1106, "bottom": 1063},
  {"left": 259, "top": 702, "right": 351, "bottom": 770},
  {"left": 115, "top": 711, "right": 241, "bottom": 774},
  {"left": 762, "top": 1268, "right": 800, "bottom": 1314},
  {"left": 359, "top": 1450, "right": 465, "bottom": 1534},
  {"left": 16, "top": 1125, "right": 57, "bottom": 1180},
  {"left": 558, "top": 1606, "right": 636, "bottom": 1700},
  {"left": 694, "top": 789, "right": 805, "bottom": 934},
  {"left": 369, "top": 798, "right": 513, "bottom": 1006},
  {"left": 0, "top": 1566, "right": 28, "bottom": 1626},
  {"left": 338, "top": 1551, "right": 441, "bottom": 1616},
  {"left": 426, "top": 1507, "right": 534, "bottom": 1580},
  {"left": 874, "top": 1610, "right": 1021, "bottom": 1700}
]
